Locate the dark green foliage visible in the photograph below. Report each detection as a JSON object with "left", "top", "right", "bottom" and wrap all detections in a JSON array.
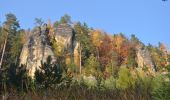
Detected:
[
  {"left": 130, "top": 34, "right": 141, "bottom": 46},
  {"left": 60, "top": 14, "right": 71, "bottom": 24},
  {"left": 0, "top": 63, "right": 31, "bottom": 93},
  {"left": 53, "top": 21, "right": 59, "bottom": 28},
  {"left": 74, "top": 22, "right": 92, "bottom": 64},
  {"left": 0, "top": 68, "right": 8, "bottom": 93},
  {"left": 0, "top": 28, "right": 5, "bottom": 49},
  {"left": 1, "top": 13, "right": 21, "bottom": 66},
  {"left": 34, "top": 18, "right": 44, "bottom": 26},
  {"left": 152, "top": 69, "right": 170, "bottom": 100},
  {"left": 4, "top": 13, "right": 20, "bottom": 31},
  {"left": 35, "top": 56, "right": 63, "bottom": 89},
  {"left": 153, "top": 81, "right": 170, "bottom": 100},
  {"left": 7, "top": 64, "right": 31, "bottom": 91},
  {"left": 127, "top": 47, "right": 138, "bottom": 68}
]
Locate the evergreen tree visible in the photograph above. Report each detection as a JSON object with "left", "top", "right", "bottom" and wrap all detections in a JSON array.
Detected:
[
  {"left": 130, "top": 34, "right": 141, "bottom": 46},
  {"left": 0, "top": 13, "right": 20, "bottom": 68},
  {"left": 127, "top": 47, "right": 138, "bottom": 68},
  {"left": 54, "top": 21, "right": 59, "bottom": 28},
  {"left": 74, "top": 22, "right": 92, "bottom": 73},
  {"left": 60, "top": 14, "right": 71, "bottom": 24},
  {"left": 34, "top": 18, "right": 44, "bottom": 26},
  {"left": 35, "top": 56, "right": 63, "bottom": 89},
  {"left": 6, "top": 63, "right": 31, "bottom": 91}
]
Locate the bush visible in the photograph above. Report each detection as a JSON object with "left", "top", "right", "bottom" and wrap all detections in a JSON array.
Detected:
[
  {"left": 103, "top": 76, "right": 116, "bottom": 90},
  {"left": 152, "top": 81, "right": 170, "bottom": 100},
  {"left": 81, "top": 75, "right": 97, "bottom": 89},
  {"left": 116, "top": 66, "right": 135, "bottom": 90},
  {"left": 152, "top": 69, "right": 170, "bottom": 100},
  {"left": 84, "top": 54, "right": 100, "bottom": 76}
]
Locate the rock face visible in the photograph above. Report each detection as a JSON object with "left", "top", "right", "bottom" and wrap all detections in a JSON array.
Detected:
[
  {"left": 20, "top": 24, "right": 56, "bottom": 77},
  {"left": 54, "top": 24, "right": 79, "bottom": 66},
  {"left": 55, "top": 24, "right": 74, "bottom": 57},
  {"left": 20, "top": 23, "right": 80, "bottom": 77},
  {"left": 136, "top": 45, "right": 156, "bottom": 73}
]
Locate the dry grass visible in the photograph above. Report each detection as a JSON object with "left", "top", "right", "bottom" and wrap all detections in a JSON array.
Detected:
[{"left": 0, "top": 85, "right": 152, "bottom": 100}]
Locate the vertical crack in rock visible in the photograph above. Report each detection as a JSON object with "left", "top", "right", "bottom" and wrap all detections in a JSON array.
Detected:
[
  {"left": 20, "top": 24, "right": 56, "bottom": 77},
  {"left": 54, "top": 23, "right": 79, "bottom": 66},
  {"left": 20, "top": 23, "right": 80, "bottom": 77}
]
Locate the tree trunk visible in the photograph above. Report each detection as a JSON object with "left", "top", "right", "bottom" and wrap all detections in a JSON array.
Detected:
[
  {"left": 96, "top": 47, "right": 99, "bottom": 60},
  {"left": 0, "top": 32, "right": 8, "bottom": 69},
  {"left": 79, "top": 43, "right": 82, "bottom": 74}
]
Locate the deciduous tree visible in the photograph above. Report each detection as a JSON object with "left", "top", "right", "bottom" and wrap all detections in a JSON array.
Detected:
[
  {"left": 112, "top": 33, "right": 130, "bottom": 66},
  {"left": 90, "top": 30, "right": 102, "bottom": 59},
  {"left": 99, "top": 34, "right": 113, "bottom": 70}
]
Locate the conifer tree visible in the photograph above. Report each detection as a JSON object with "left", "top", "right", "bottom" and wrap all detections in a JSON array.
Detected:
[
  {"left": 35, "top": 56, "right": 63, "bottom": 89},
  {"left": 0, "top": 13, "right": 20, "bottom": 68},
  {"left": 74, "top": 22, "right": 91, "bottom": 74}
]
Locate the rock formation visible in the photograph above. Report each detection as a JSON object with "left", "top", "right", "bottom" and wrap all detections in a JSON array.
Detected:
[
  {"left": 20, "top": 24, "right": 56, "bottom": 77},
  {"left": 20, "top": 23, "right": 80, "bottom": 77},
  {"left": 20, "top": 23, "right": 158, "bottom": 77},
  {"left": 54, "top": 23, "right": 79, "bottom": 66},
  {"left": 136, "top": 45, "right": 156, "bottom": 73}
]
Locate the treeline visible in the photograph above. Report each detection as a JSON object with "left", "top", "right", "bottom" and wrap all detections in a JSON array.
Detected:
[{"left": 0, "top": 13, "right": 170, "bottom": 100}]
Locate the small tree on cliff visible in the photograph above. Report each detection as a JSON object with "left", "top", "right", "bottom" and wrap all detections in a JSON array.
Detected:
[
  {"left": 34, "top": 18, "right": 44, "bottom": 26},
  {"left": 60, "top": 14, "right": 71, "bottom": 24}
]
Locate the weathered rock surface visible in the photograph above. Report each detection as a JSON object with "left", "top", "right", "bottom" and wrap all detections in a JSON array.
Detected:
[
  {"left": 136, "top": 45, "right": 156, "bottom": 73},
  {"left": 20, "top": 23, "right": 80, "bottom": 77},
  {"left": 54, "top": 23, "right": 79, "bottom": 66},
  {"left": 20, "top": 23, "right": 158, "bottom": 77},
  {"left": 20, "top": 24, "right": 56, "bottom": 77}
]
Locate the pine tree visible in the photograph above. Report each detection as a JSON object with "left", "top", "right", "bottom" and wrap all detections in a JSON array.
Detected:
[
  {"left": 60, "top": 14, "right": 71, "bottom": 24},
  {"left": 0, "top": 13, "right": 20, "bottom": 68},
  {"left": 35, "top": 56, "right": 63, "bottom": 89},
  {"left": 74, "top": 22, "right": 92, "bottom": 74}
]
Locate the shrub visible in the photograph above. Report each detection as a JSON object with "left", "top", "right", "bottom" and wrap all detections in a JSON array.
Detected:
[
  {"left": 84, "top": 54, "right": 100, "bottom": 76},
  {"left": 152, "top": 68, "right": 170, "bottom": 100},
  {"left": 116, "top": 66, "right": 135, "bottom": 90},
  {"left": 152, "top": 81, "right": 170, "bottom": 100},
  {"left": 103, "top": 76, "right": 116, "bottom": 90},
  {"left": 82, "top": 75, "right": 97, "bottom": 89}
]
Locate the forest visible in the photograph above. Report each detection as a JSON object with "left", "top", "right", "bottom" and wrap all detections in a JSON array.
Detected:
[{"left": 0, "top": 13, "right": 170, "bottom": 100}]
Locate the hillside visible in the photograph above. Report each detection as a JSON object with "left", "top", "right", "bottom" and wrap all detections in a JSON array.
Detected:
[{"left": 0, "top": 13, "right": 170, "bottom": 100}]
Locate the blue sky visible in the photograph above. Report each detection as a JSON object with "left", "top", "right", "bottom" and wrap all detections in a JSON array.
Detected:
[{"left": 0, "top": 0, "right": 170, "bottom": 48}]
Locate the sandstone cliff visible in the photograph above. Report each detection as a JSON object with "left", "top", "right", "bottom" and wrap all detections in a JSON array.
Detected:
[
  {"left": 54, "top": 23, "right": 79, "bottom": 66},
  {"left": 20, "top": 23, "right": 80, "bottom": 77},
  {"left": 20, "top": 23, "right": 159, "bottom": 77},
  {"left": 20, "top": 24, "right": 56, "bottom": 77},
  {"left": 136, "top": 45, "right": 156, "bottom": 73}
]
